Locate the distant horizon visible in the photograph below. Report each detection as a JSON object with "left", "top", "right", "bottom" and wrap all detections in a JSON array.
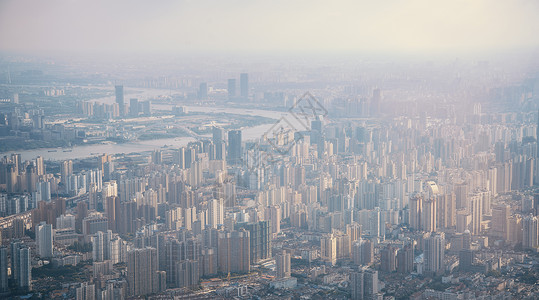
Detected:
[{"left": 1, "top": 0, "right": 538, "bottom": 60}]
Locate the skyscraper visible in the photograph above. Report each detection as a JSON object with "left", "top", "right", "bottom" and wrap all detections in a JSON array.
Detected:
[
  {"left": 275, "top": 250, "right": 291, "bottom": 278},
  {"left": 397, "top": 243, "right": 414, "bottom": 274},
  {"left": 198, "top": 82, "right": 208, "bottom": 100},
  {"left": 217, "top": 229, "right": 250, "bottom": 274},
  {"left": 351, "top": 267, "right": 379, "bottom": 300},
  {"left": 11, "top": 242, "right": 31, "bottom": 290},
  {"left": 227, "top": 79, "right": 236, "bottom": 100},
  {"left": 115, "top": 85, "right": 124, "bottom": 117},
  {"left": 92, "top": 230, "right": 112, "bottom": 262},
  {"left": 350, "top": 271, "right": 364, "bottom": 300},
  {"left": 424, "top": 232, "right": 445, "bottom": 275},
  {"left": 127, "top": 247, "right": 161, "bottom": 297},
  {"left": 129, "top": 98, "right": 139, "bottom": 117},
  {"left": 380, "top": 245, "right": 397, "bottom": 273},
  {"left": 321, "top": 233, "right": 337, "bottom": 265},
  {"left": 421, "top": 197, "right": 436, "bottom": 232},
  {"left": 523, "top": 215, "right": 539, "bottom": 249},
  {"left": 0, "top": 247, "right": 7, "bottom": 293},
  {"left": 76, "top": 282, "right": 95, "bottom": 300},
  {"left": 469, "top": 194, "right": 482, "bottom": 235},
  {"left": 240, "top": 73, "right": 248, "bottom": 99},
  {"left": 36, "top": 222, "right": 53, "bottom": 258},
  {"left": 352, "top": 239, "right": 373, "bottom": 266},
  {"left": 212, "top": 126, "right": 226, "bottom": 161},
  {"left": 235, "top": 220, "right": 271, "bottom": 263},
  {"left": 409, "top": 194, "right": 422, "bottom": 230},
  {"left": 207, "top": 198, "right": 224, "bottom": 229},
  {"left": 227, "top": 130, "right": 242, "bottom": 165}
]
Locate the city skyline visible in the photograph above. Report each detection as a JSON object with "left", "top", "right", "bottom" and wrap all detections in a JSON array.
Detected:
[{"left": 0, "top": 1, "right": 539, "bottom": 299}]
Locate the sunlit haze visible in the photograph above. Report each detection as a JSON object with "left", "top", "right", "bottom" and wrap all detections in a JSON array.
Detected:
[{"left": 1, "top": 0, "right": 539, "bottom": 57}]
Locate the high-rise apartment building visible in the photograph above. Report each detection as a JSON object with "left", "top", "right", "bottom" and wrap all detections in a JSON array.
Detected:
[
  {"left": 36, "top": 222, "right": 53, "bottom": 258},
  {"left": 275, "top": 250, "right": 291, "bottom": 278},
  {"left": 127, "top": 247, "right": 162, "bottom": 297},
  {"left": 523, "top": 215, "right": 539, "bottom": 249},
  {"left": 424, "top": 232, "right": 445, "bottom": 276},
  {"left": 217, "top": 229, "right": 250, "bottom": 274},
  {"left": 0, "top": 247, "right": 8, "bottom": 293}
]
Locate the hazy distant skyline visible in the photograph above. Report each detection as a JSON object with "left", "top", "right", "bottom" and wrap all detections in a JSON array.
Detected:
[{"left": 1, "top": 0, "right": 539, "bottom": 58}]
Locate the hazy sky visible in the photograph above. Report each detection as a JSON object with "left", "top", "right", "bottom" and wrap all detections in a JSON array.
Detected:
[{"left": 1, "top": 0, "right": 538, "bottom": 57}]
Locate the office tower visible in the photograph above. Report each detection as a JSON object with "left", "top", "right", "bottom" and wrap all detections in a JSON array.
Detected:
[
  {"left": 380, "top": 245, "right": 397, "bottom": 272},
  {"left": 240, "top": 73, "right": 248, "bottom": 99},
  {"left": 424, "top": 232, "right": 445, "bottom": 276},
  {"left": 76, "top": 282, "right": 95, "bottom": 300},
  {"left": 227, "top": 79, "right": 236, "bottom": 99},
  {"left": 217, "top": 229, "right": 250, "bottom": 274},
  {"left": 127, "top": 247, "right": 161, "bottom": 297},
  {"left": 409, "top": 195, "right": 422, "bottom": 230},
  {"left": 198, "top": 82, "right": 208, "bottom": 99},
  {"left": 235, "top": 220, "right": 271, "bottom": 263},
  {"left": 115, "top": 85, "right": 124, "bottom": 117},
  {"left": 396, "top": 243, "right": 414, "bottom": 274},
  {"left": 0, "top": 247, "right": 7, "bottom": 293},
  {"left": 129, "top": 98, "right": 139, "bottom": 117},
  {"left": 36, "top": 222, "right": 53, "bottom": 258},
  {"left": 523, "top": 215, "right": 539, "bottom": 249},
  {"left": 275, "top": 250, "right": 291, "bottom": 278},
  {"left": 227, "top": 130, "right": 242, "bottom": 165}
]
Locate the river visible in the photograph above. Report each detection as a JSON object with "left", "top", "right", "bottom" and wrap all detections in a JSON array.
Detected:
[{"left": 1, "top": 88, "right": 309, "bottom": 161}]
